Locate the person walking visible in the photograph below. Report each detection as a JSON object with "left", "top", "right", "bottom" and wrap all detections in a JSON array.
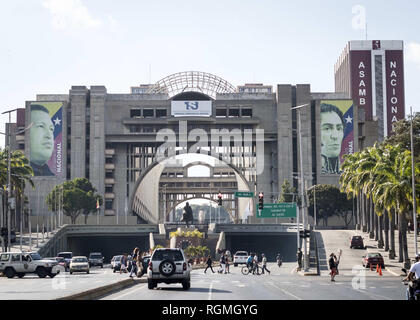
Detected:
[
  {"left": 261, "top": 253, "right": 271, "bottom": 274},
  {"left": 225, "top": 254, "right": 230, "bottom": 274},
  {"left": 329, "top": 253, "right": 338, "bottom": 282},
  {"left": 297, "top": 248, "right": 303, "bottom": 271},
  {"left": 252, "top": 253, "right": 259, "bottom": 274},
  {"left": 218, "top": 253, "right": 226, "bottom": 274},
  {"left": 120, "top": 253, "right": 128, "bottom": 274},
  {"left": 204, "top": 255, "right": 215, "bottom": 274},
  {"left": 129, "top": 248, "right": 139, "bottom": 278}
]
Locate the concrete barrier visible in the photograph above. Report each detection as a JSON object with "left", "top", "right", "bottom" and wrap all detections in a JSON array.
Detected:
[{"left": 55, "top": 278, "right": 147, "bottom": 300}]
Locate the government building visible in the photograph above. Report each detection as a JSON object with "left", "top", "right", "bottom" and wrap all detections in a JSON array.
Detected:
[{"left": 6, "top": 40, "right": 405, "bottom": 226}]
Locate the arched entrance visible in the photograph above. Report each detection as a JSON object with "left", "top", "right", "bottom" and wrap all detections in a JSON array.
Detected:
[{"left": 131, "top": 154, "right": 254, "bottom": 224}]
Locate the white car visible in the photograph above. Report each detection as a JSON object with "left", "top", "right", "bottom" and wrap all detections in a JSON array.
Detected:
[
  {"left": 147, "top": 248, "right": 191, "bottom": 290},
  {"left": 69, "top": 256, "right": 90, "bottom": 274},
  {"left": 0, "top": 251, "right": 60, "bottom": 278},
  {"left": 233, "top": 251, "right": 249, "bottom": 267}
]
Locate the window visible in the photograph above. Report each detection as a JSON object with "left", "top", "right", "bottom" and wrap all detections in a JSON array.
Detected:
[
  {"left": 0, "top": 254, "right": 10, "bottom": 262},
  {"left": 156, "top": 109, "right": 167, "bottom": 117},
  {"left": 105, "top": 200, "right": 113, "bottom": 210},
  {"left": 229, "top": 108, "right": 240, "bottom": 117},
  {"left": 11, "top": 254, "right": 21, "bottom": 262},
  {"left": 130, "top": 109, "right": 142, "bottom": 118},
  {"left": 241, "top": 108, "right": 252, "bottom": 117},
  {"left": 143, "top": 109, "right": 154, "bottom": 118},
  {"left": 216, "top": 108, "right": 227, "bottom": 117}
]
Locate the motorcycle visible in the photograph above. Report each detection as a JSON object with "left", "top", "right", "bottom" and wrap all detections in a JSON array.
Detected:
[{"left": 401, "top": 268, "right": 420, "bottom": 300}]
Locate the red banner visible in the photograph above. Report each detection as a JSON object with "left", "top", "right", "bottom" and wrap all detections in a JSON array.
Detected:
[
  {"left": 385, "top": 50, "right": 405, "bottom": 135},
  {"left": 350, "top": 51, "right": 373, "bottom": 121}
]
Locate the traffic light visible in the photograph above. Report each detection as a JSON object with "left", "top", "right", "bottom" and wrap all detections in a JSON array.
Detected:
[
  {"left": 299, "top": 229, "right": 311, "bottom": 238},
  {"left": 258, "top": 192, "right": 264, "bottom": 210},
  {"left": 217, "top": 192, "right": 222, "bottom": 206}
]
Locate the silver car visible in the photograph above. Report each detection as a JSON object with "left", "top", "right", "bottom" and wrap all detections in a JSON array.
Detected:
[{"left": 147, "top": 248, "right": 191, "bottom": 290}]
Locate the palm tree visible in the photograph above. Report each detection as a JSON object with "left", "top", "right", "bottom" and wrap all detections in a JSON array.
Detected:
[{"left": 0, "top": 149, "right": 34, "bottom": 230}]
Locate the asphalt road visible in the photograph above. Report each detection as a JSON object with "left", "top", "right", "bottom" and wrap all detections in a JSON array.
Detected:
[
  {"left": 101, "top": 262, "right": 406, "bottom": 300},
  {"left": 0, "top": 264, "right": 132, "bottom": 300}
]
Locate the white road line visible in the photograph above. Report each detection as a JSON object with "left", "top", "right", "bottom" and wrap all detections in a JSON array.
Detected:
[
  {"left": 111, "top": 284, "right": 146, "bottom": 300},
  {"left": 269, "top": 283, "right": 302, "bottom": 300},
  {"left": 208, "top": 282, "right": 214, "bottom": 300}
]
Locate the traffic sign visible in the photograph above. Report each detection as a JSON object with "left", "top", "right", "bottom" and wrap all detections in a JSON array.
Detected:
[
  {"left": 234, "top": 191, "right": 254, "bottom": 198},
  {"left": 256, "top": 203, "right": 297, "bottom": 218}
]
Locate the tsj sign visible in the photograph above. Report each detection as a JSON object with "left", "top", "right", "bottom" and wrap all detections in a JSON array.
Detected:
[{"left": 171, "top": 101, "right": 212, "bottom": 117}]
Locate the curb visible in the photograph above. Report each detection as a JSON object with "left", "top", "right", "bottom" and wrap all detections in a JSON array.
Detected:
[{"left": 55, "top": 278, "right": 147, "bottom": 300}]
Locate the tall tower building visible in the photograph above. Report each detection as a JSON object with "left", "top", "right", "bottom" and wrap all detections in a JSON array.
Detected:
[{"left": 335, "top": 40, "right": 405, "bottom": 144}]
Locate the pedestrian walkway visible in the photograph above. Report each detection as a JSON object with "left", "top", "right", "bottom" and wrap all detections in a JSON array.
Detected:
[{"left": 1, "top": 229, "right": 57, "bottom": 253}]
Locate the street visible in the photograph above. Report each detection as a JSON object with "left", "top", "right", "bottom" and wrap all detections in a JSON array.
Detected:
[
  {"left": 101, "top": 262, "right": 405, "bottom": 300},
  {"left": 0, "top": 264, "right": 130, "bottom": 300}
]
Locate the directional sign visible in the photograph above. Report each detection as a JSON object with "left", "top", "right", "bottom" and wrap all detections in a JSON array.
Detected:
[
  {"left": 234, "top": 191, "right": 254, "bottom": 198},
  {"left": 256, "top": 203, "right": 297, "bottom": 218}
]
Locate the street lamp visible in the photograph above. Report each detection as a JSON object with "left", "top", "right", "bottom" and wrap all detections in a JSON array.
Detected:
[
  {"left": 410, "top": 107, "right": 418, "bottom": 255},
  {"left": 292, "top": 103, "right": 310, "bottom": 272}
]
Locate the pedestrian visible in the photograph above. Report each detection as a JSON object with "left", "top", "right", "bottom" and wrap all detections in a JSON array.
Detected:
[
  {"left": 225, "top": 254, "right": 230, "bottom": 274},
  {"left": 297, "top": 248, "right": 303, "bottom": 271},
  {"left": 218, "top": 253, "right": 226, "bottom": 274},
  {"left": 261, "top": 253, "right": 270, "bottom": 274},
  {"left": 120, "top": 253, "right": 128, "bottom": 274},
  {"left": 253, "top": 253, "right": 259, "bottom": 274},
  {"left": 137, "top": 252, "right": 145, "bottom": 277},
  {"left": 329, "top": 253, "right": 338, "bottom": 282},
  {"left": 204, "top": 255, "right": 215, "bottom": 274},
  {"left": 129, "top": 248, "right": 139, "bottom": 278}
]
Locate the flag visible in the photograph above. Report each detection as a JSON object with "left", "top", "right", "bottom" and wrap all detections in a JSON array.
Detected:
[{"left": 96, "top": 199, "right": 100, "bottom": 210}]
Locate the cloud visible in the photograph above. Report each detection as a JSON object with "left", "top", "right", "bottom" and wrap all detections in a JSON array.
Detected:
[
  {"left": 42, "top": 0, "right": 102, "bottom": 30},
  {"left": 407, "top": 42, "right": 420, "bottom": 69}
]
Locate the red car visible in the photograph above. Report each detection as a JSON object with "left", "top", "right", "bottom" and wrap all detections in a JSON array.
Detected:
[{"left": 362, "top": 252, "right": 384, "bottom": 269}]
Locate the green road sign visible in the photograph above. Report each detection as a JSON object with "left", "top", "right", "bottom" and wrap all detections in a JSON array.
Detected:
[
  {"left": 256, "top": 203, "right": 297, "bottom": 218},
  {"left": 234, "top": 191, "right": 254, "bottom": 198}
]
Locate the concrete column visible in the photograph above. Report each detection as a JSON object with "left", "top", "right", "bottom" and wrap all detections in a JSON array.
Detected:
[{"left": 69, "top": 86, "right": 88, "bottom": 179}]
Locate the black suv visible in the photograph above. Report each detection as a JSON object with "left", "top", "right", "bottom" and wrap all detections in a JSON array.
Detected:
[{"left": 350, "top": 236, "right": 365, "bottom": 249}]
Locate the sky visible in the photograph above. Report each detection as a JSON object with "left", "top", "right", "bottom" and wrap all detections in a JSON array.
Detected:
[{"left": 0, "top": 0, "right": 419, "bottom": 147}]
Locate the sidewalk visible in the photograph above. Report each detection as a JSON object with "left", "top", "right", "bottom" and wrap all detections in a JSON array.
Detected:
[{"left": 1, "top": 230, "right": 55, "bottom": 253}]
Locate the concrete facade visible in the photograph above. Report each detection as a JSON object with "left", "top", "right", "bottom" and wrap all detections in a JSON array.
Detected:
[{"left": 6, "top": 72, "right": 384, "bottom": 227}]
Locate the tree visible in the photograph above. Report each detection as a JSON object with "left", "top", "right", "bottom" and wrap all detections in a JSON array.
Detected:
[
  {"left": 46, "top": 178, "right": 102, "bottom": 225},
  {"left": 0, "top": 149, "right": 34, "bottom": 231},
  {"left": 306, "top": 185, "right": 351, "bottom": 227}
]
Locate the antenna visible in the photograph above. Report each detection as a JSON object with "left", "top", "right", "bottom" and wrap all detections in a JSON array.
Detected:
[
  {"left": 365, "top": 21, "right": 368, "bottom": 40},
  {"left": 149, "top": 64, "right": 152, "bottom": 84}
]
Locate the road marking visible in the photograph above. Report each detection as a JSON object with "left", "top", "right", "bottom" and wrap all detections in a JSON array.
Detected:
[
  {"left": 208, "top": 282, "right": 213, "bottom": 300},
  {"left": 269, "top": 283, "right": 302, "bottom": 300},
  {"left": 111, "top": 284, "right": 146, "bottom": 300}
]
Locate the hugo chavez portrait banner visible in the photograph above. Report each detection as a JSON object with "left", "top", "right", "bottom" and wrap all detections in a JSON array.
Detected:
[
  {"left": 320, "top": 100, "right": 354, "bottom": 175},
  {"left": 29, "top": 102, "right": 63, "bottom": 177}
]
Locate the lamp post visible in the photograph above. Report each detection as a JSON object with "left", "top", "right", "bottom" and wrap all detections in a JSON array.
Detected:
[
  {"left": 292, "top": 103, "right": 310, "bottom": 272},
  {"left": 410, "top": 107, "right": 418, "bottom": 254}
]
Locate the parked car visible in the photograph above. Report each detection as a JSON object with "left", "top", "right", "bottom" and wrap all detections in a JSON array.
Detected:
[
  {"left": 57, "top": 252, "right": 73, "bottom": 271},
  {"left": 233, "top": 251, "right": 249, "bottom": 267},
  {"left": 69, "top": 256, "right": 90, "bottom": 274},
  {"left": 89, "top": 252, "right": 104, "bottom": 268},
  {"left": 0, "top": 252, "right": 60, "bottom": 278},
  {"left": 147, "top": 248, "right": 191, "bottom": 290},
  {"left": 350, "top": 236, "right": 365, "bottom": 249},
  {"left": 362, "top": 252, "right": 385, "bottom": 269}
]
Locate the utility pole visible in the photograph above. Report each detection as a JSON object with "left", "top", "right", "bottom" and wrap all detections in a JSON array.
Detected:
[{"left": 292, "top": 104, "right": 310, "bottom": 272}]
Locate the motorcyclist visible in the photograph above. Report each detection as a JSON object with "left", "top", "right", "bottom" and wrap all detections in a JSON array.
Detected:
[
  {"left": 404, "top": 253, "right": 420, "bottom": 300},
  {"left": 276, "top": 253, "right": 282, "bottom": 267}
]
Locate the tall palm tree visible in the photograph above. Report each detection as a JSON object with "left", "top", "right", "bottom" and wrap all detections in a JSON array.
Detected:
[{"left": 0, "top": 149, "right": 34, "bottom": 230}]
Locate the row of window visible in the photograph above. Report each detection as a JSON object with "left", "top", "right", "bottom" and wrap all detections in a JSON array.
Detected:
[{"left": 129, "top": 108, "right": 253, "bottom": 119}]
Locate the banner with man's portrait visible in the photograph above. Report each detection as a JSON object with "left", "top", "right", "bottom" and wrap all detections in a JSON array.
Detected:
[
  {"left": 29, "top": 102, "right": 63, "bottom": 177},
  {"left": 320, "top": 100, "right": 354, "bottom": 175}
]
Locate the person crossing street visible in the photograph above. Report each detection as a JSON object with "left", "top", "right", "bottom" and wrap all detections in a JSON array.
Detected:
[{"left": 261, "top": 253, "right": 270, "bottom": 274}]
